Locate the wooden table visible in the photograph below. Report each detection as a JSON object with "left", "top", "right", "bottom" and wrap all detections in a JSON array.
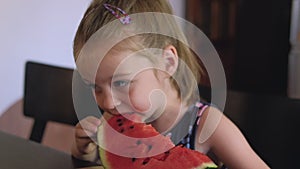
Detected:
[{"left": 0, "top": 131, "right": 102, "bottom": 169}]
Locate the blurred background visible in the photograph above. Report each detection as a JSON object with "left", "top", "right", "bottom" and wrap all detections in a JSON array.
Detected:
[
  {"left": 0, "top": 0, "right": 91, "bottom": 114},
  {"left": 1, "top": 0, "right": 299, "bottom": 116},
  {"left": 186, "top": 0, "right": 296, "bottom": 97}
]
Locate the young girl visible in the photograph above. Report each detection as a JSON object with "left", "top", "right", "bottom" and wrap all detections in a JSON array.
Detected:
[{"left": 71, "top": 0, "right": 270, "bottom": 168}]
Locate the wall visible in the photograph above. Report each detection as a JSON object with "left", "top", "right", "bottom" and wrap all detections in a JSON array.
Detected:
[
  {"left": 233, "top": 0, "right": 291, "bottom": 95},
  {"left": 0, "top": 0, "right": 92, "bottom": 115},
  {"left": 0, "top": 0, "right": 185, "bottom": 115}
]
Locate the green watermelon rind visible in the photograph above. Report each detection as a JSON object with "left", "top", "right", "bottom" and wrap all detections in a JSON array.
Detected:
[
  {"left": 99, "top": 147, "right": 109, "bottom": 169},
  {"left": 197, "top": 162, "right": 218, "bottom": 169}
]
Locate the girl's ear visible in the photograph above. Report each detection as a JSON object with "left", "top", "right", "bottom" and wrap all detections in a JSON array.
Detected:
[{"left": 162, "top": 45, "right": 179, "bottom": 76}]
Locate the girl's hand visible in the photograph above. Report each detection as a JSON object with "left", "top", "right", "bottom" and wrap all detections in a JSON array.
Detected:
[{"left": 71, "top": 116, "right": 101, "bottom": 162}]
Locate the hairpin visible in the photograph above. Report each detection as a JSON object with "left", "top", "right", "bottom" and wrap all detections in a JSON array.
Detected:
[{"left": 103, "top": 3, "right": 131, "bottom": 25}]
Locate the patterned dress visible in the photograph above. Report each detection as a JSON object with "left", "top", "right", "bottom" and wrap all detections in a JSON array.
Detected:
[
  {"left": 165, "top": 101, "right": 227, "bottom": 169},
  {"left": 165, "top": 101, "right": 209, "bottom": 149}
]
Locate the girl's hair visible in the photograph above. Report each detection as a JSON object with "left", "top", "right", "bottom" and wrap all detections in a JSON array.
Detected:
[{"left": 73, "top": 0, "right": 203, "bottom": 104}]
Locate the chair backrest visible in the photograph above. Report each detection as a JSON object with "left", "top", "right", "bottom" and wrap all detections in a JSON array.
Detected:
[{"left": 24, "top": 61, "right": 78, "bottom": 142}]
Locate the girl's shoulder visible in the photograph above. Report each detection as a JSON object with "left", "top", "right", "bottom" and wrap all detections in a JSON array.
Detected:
[
  {"left": 194, "top": 100, "right": 222, "bottom": 126},
  {"left": 197, "top": 99, "right": 223, "bottom": 110},
  {"left": 194, "top": 100, "right": 217, "bottom": 119},
  {"left": 194, "top": 100, "right": 210, "bottom": 117}
]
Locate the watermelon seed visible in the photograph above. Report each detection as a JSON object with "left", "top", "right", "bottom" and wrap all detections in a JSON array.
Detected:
[
  {"left": 131, "top": 158, "right": 136, "bottom": 162},
  {"left": 116, "top": 118, "right": 122, "bottom": 122},
  {"left": 142, "top": 158, "right": 150, "bottom": 165},
  {"left": 129, "top": 125, "right": 134, "bottom": 129},
  {"left": 161, "top": 150, "right": 170, "bottom": 160},
  {"left": 120, "top": 128, "right": 124, "bottom": 133},
  {"left": 136, "top": 140, "right": 141, "bottom": 145},
  {"left": 118, "top": 122, "right": 123, "bottom": 126}
]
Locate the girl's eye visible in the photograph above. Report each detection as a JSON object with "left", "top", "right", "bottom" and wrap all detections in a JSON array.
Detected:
[
  {"left": 88, "top": 83, "right": 102, "bottom": 92},
  {"left": 88, "top": 83, "right": 96, "bottom": 90},
  {"left": 86, "top": 83, "right": 95, "bottom": 89},
  {"left": 113, "top": 80, "right": 130, "bottom": 88}
]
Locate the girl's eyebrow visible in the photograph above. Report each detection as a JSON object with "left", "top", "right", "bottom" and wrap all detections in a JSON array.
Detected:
[
  {"left": 82, "top": 79, "right": 97, "bottom": 88},
  {"left": 81, "top": 78, "right": 91, "bottom": 85},
  {"left": 82, "top": 72, "right": 133, "bottom": 87},
  {"left": 110, "top": 72, "right": 132, "bottom": 79}
]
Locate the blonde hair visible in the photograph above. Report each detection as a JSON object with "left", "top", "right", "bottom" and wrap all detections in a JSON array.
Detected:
[{"left": 73, "top": 0, "right": 203, "bottom": 104}]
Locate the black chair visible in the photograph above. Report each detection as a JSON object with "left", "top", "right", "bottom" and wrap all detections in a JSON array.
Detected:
[
  {"left": 23, "top": 61, "right": 79, "bottom": 143},
  {"left": 24, "top": 61, "right": 100, "bottom": 143}
]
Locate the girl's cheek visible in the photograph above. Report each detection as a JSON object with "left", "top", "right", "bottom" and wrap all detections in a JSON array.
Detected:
[{"left": 129, "top": 90, "right": 151, "bottom": 113}]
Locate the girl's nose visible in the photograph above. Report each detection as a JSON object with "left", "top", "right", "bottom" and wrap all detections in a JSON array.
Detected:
[
  {"left": 97, "top": 90, "right": 121, "bottom": 114},
  {"left": 106, "top": 99, "right": 122, "bottom": 116}
]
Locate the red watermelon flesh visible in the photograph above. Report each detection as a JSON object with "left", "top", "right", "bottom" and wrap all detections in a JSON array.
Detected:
[
  {"left": 98, "top": 114, "right": 218, "bottom": 169},
  {"left": 98, "top": 114, "right": 175, "bottom": 158}
]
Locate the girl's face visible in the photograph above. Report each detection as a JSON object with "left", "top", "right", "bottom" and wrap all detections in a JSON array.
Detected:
[{"left": 89, "top": 48, "right": 173, "bottom": 122}]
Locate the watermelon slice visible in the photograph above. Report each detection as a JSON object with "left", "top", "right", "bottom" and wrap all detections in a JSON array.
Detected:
[{"left": 98, "top": 114, "right": 218, "bottom": 169}]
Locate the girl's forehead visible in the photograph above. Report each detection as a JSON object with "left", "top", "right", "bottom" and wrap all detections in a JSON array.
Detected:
[
  {"left": 79, "top": 44, "right": 164, "bottom": 83},
  {"left": 99, "top": 50, "right": 156, "bottom": 73},
  {"left": 95, "top": 49, "right": 163, "bottom": 81}
]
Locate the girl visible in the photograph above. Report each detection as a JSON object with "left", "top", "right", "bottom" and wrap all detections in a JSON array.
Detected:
[{"left": 71, "top": 0, "right": 270, "bottom": 168}]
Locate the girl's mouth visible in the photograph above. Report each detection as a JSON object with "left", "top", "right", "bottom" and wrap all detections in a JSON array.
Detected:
[{"left": 119, "top": 112, "right": 144, "bottom": 123}]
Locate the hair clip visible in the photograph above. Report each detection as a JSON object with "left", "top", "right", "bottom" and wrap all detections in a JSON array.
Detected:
[{"left": 103, "top": 3, "right": 131, "bottom": 25}]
